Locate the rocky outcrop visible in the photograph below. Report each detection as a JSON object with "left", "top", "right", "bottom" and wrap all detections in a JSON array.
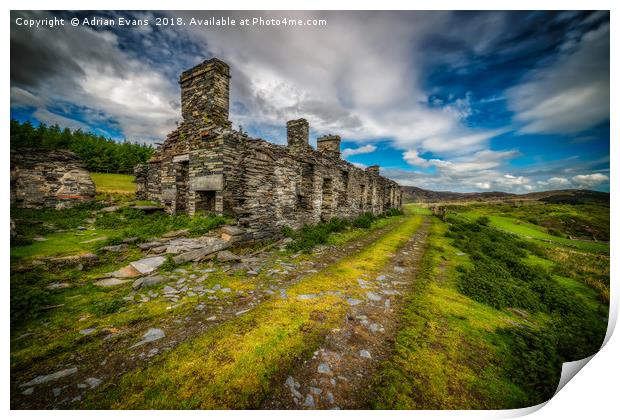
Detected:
[{"left": 11, "top": 148, "right": 96, "bottom": 209}]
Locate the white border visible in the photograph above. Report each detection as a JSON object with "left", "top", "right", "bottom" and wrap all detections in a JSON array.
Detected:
[{"left": 3, "top": 2, "right": 616, "bottom": 419}]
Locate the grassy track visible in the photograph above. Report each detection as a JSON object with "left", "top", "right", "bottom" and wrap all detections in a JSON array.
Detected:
[
  {"left": 371, "top": 207, "right": 608, "bottom": 408},
  {"left": 86, "top": 214, "right": 425, "bottom": 409},
  {"left": 371, "top": 217, "right": 526, "bottom": 409}
]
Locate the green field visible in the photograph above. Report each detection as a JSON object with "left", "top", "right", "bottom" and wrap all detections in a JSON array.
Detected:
[
  {"left": 91, "top": 172, "right": 137, "bottom": 195},
  {"left": 457, "top": 206, "right": 609, "bottom": 253}
]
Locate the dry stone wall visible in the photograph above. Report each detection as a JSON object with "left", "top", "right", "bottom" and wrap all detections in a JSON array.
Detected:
[{"left": 11, "top": 149, "right": 96, "bottom": 209}]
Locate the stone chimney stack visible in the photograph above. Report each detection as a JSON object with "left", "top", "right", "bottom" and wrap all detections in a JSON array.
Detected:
[
  {"left": 287, "top": 119, "right": 310, "bottom": 151},
  {"left": 179, "top": 57, "right": 231, "bottom": 128},
  {"left": 317, "top": 135, "right": 341, "bottom": 159},
  {"left": 367, "top": 165, "right": 380, "bottom": 174}
]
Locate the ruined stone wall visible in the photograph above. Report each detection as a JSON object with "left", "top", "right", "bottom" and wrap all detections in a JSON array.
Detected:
[
  {"left": 134, "top": 57, "right": 403, "bottom": 240},
  {"left": 218, "top": 131, "right": 401, "bottom": 239},
  {"left": 10, "top": 148, "right": 96, "bottom": 209}
]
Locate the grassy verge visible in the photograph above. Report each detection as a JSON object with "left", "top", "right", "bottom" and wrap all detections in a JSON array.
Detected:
[
  {"left": 370, "top": 208, "right": 608, "bottom": 409},
  {"left": 84, "top": 214, "right": 424, "bottom": 408},
  {"left": 371, "top": 217, "right": 527, "bottom": 409},
  {"left": 283, "top": 209, "right": 404, "bottom": 252}
]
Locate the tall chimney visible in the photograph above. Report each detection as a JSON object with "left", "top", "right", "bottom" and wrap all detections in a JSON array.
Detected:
[
  {"left": 179, "top": 58, "right": 231, "bottom": 128},
  {"left": 317, "top": 135, "right": 341, "bottom": 159},
  {"left": 287, "top": 119, "right": 309, "bottom": 151}
]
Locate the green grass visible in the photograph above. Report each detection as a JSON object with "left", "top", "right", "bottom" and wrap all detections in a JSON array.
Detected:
[
  {"left": 84, "top": 215, "right": 425, "bottom": 408},
  {"left": 10, "top": 230, "right": 114, "bottom": 259},
  {"left": 91, "top": 172, "right": 137, "bottom": 195},
  {"left": 371, "top": 218, "right": 528, "bottom": 409},
  {"left": 10, "top": 206, "right": 407, "bottom": 388},
  {"left": 371, "top": 210, "right": 608, "bottom": 409},
  {"left": 459, "top": 211, "right": 609, "bottom": 253},
  {"left": 404, "top": 203, "right": 433, "bottom": 215},
  {"left": 10, "top": 206, "right": 230, "bottom": 262},
  {"left": 284, "top": 210, "right": 403, "bottom": 252}
]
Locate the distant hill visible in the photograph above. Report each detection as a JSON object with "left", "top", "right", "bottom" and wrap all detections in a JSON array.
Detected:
[{"left": 401, "top": 186, "right": 609, "bottom": 204}]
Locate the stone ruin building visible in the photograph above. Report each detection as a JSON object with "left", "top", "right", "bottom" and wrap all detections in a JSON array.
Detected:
[
  {"left": 10, "top": 148, "right": 96, "bottom": 209},
  {"left": 135, "top": 58, "right": 403, "bottom": 240}
]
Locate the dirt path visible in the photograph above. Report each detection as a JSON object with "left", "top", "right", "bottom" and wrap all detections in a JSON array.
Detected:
[
  {"left": 263, "top": 217, "right": 431, "bottom": 409},
  {"left": 10, "top": 218, "right": 405, "bottom": 409}
]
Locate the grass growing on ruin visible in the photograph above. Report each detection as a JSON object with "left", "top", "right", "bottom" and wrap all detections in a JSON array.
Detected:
[
  {"left": 371, "top": 208, "right": 608, "bottom": 409},
  {"left": 95, "top": 207, "right": 230, "bottom": 244},
  {"left": 84, "top": 214, "right": 424, "bottom": 409},
  {"left": 91, "top": 172, "right": 137, "bottom": 195}
]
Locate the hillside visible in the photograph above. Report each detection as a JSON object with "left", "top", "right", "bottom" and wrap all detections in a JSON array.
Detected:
[{"left": 401, "top": 186, "right": 609, "bottom": 204}]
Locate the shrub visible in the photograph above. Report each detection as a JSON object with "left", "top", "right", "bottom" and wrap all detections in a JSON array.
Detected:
[
  {"left": 498, "top": 325, "right": 561, "bottom": 406},
  {"left": 353, "top": 212, "right": 377, "bottom": 228},
  {"left": 287, "top": 217, "right": 351, "bottom": 252},
  {"left": 385, "top": 207, "right": 404, "bottom": 217},
  {"left": 476, "top": 216, "right": 490, "bottom": 226},
  {"left": 281, "top": 226, "right": 295, "bottom": 238},
  {"left": 449, "top": 215, "right": 608, "bottom": 399},
  {"left": 92, "top": 298, "right": 125, "bottom": 316},
  {"left": 159, "top": 255, "right": 177, "bottom": 272},
  {"left": 10, "top": 274, "right": 50, "bottom": 325}
]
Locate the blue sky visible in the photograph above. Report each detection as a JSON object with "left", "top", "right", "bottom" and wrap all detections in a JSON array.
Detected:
[{"left": 10, "top": 10, "right": 609, "bottom": 192}]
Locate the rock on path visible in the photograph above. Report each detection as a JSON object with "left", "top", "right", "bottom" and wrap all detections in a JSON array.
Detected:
[
  {"left": 20, "top": 367, "right": 78, "bottom": 387},
  {"left": 129, "top": 328, "right": 165, "bottom": 348}
]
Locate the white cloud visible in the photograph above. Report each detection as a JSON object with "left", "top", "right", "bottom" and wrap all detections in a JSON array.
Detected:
[
  {"left": 11, "top": 11, "right": 179, "bottom": 142},
  {"left": 547, "top": 177, "right": 571, "bottom": 187},
  {"left": 172, "top": 11, "right": 505, "bottom": 155},
  {"left": 341, "top": 144, "right": 376, "bottom": 158},
  {"left": 572, "top": 173, "right": 609, "bottom": 188},
  {"left": 508, "top": 21, "right": 609, "bottom": 134}
]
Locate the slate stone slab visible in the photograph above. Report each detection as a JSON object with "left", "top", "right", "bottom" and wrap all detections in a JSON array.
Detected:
[
  {"left": 94, "top": 278, "right": 130, "bottom": 287},
  {"left": 21, "top": 367, "right": 78, "bottom": 387},
  {"left": 130, "top": 256, "right": 166, "bottom": 274},
  {"left": 132, "top": 274, "right": 168, "bottom": 290},
  {"left": 130, "top": 328, "right": 165, "bottom": 348}
]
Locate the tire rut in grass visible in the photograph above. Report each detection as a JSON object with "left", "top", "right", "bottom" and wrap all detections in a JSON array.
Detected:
[{"left": 264, "top": 217, "right": 431, "bottom": 409}]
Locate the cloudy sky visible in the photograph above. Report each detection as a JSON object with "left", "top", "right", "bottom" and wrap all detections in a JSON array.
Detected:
[{"left": 10, "top": 10, "right": 610, "bottom": 193}]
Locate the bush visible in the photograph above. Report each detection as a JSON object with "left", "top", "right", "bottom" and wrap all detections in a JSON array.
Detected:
[
  {"left": 92, "top": 298, "right": 125, "bottom": 316},
  {"left": 476, "top": 216, "right": 490, "bottom": 226},
  {"left": 498, "top": 325, "right": 561, "bottom": 406},
  {"left": 281, "top": 226, "right": 295, "bottom": 238},
  {"left": 353, "top": 212, "right": 377, "bottom": 228},
  {"left": 10, "top": 274, "right": 51, "bottom": 325},
  {"left": 448, "top": 215, "right": 608, "bottom": 401},
  {"left": 287, "top": 218, "right": 351, "bottom": 252},
  {"left": 159, "top": 255, "right": 177, "bottom": 272},
  {"left": 385, "top": 207, "right": 404, "bottom": 217},
  {"left": 285, "top": 208, "right": 403, "bottom": 253}
]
